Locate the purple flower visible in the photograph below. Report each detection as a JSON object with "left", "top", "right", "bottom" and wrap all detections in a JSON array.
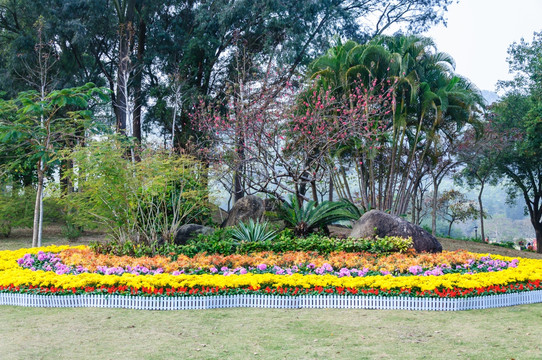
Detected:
[
  {"left": 257, "top": 264, "right": 267, "bottom": 271},
  {"left": 408, "top": 265, "right": 423, "bottom": 275}
]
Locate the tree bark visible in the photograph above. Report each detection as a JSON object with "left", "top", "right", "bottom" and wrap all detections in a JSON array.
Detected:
[
  {"left": 132, "top": 11, "right": 146, "bottom": 143},
  {"left": 535, "top": 225, "right": 542, "bottom": 254},
  {"left": 311, "top": 180, "right": 318, "bottom": 204},
  {"left": 431, "top": 179, "right": 438, "bottom": 236},
  {"left": 32, "top": 166, "right": 44, "bottom": 247},
  {"left": 115, "top": 0, "right": 136, "bottom": 134},
  {"left": 328, "top": 173, "right": 334, "bottom": 202},
  {"left": 478, "top": 181, "right": 485, "bottom": 242}
]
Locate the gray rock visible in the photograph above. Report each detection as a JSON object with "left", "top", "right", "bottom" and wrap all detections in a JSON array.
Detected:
[
  {"left": 221, "top": 195, "right": 264, "bottom": 227},
  {"left": 349, "top": 210, "right": 442, "bottom": 253},
  {"left": 174, "top": 224, "right": 214, "bottom": 245},
  {"left": 263, "top": 198, "right": 281, "bottom": 212}
]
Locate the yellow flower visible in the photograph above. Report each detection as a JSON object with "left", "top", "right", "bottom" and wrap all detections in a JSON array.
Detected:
[{"left": 1, "top": 246, "right": 542, "bottom": 293}]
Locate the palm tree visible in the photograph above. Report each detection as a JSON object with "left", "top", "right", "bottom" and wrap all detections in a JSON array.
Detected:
[{"left": 303, "top": 35, "right": 484, "bottom": 217}]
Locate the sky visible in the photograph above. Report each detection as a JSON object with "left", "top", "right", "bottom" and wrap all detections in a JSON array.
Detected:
[{"left": 423, "top": 0, "right": 542, "bottom": 92}]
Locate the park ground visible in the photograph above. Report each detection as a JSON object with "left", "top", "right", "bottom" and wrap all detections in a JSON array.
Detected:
[{"left": 1, "top": 227, "right": 541, "bottom": 359}]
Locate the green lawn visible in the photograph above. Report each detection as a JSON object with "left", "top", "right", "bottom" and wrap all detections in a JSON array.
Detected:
[
  {"left": 1, "top": 305, "right": 541, "bottom": 359},
  {"left": 1, "top": 230, "right": 541, "bottom": 359}
]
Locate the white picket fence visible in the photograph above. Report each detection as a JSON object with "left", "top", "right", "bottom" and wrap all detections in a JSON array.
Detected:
[{"left": 1, "top": 290, "right": 542, "bottom": 311}]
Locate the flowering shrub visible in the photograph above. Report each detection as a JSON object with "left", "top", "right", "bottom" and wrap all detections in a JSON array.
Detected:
[{"left": 1, "top": 246, "right": 542, "bottom": 299}]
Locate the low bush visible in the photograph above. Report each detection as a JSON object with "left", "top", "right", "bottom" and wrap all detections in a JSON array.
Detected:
[
  {"left": 174, "top": 230, "right": 413, "bottom": 257},
  {"left": 90, "top": 228, "right": 413, "bottom": 258}
]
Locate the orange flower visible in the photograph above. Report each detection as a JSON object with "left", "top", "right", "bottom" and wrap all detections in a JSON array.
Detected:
[{"left": 59, "top": 248, "right": 477, "bottom": 274}]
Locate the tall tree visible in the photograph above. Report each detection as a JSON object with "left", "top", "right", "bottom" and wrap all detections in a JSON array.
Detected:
[
  {"left": 0, "top": 0, "right": 454, "bottom": 145},
  {"left": 0, "top": 83, "right": 108, "bottom": 247},
  {"left": 305, "top": 35, "right": 483, "bottom": 215},
  {"left": 456, "top": 123, "right": 505, "bottom": 242},
  {"left": 492, "top": 32, "right": 542, "bottom": 253}
]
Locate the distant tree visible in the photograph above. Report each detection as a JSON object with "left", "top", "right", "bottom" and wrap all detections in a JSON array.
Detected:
[
  {"left": 455, "top": 122, "right": 506, "bottom": 243},
  {"left": 492, "top": 32, "right": 542, "bottom": 253},
  {"left": 436, "top": 189, "right": 480, "bottom": 237}
]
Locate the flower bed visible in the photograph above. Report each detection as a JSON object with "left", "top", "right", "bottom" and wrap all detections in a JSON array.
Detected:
[{"left": 1, "top": 245, "right": 542, "bottom": 303}]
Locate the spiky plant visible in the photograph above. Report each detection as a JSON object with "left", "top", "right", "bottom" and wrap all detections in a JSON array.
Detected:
[
  {"left": 339, "top": 198, "right": 365, "bottom": 220},
  {"left": 230, "top": 219, "right": 277, "bottom": 242},
  {"left": 277, "top": 195, "right": 360, "bottom": 237}
]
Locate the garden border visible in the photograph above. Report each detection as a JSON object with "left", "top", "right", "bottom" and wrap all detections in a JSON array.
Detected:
[{"left": 1, "top": 291, "right": 542, "bottom": 311}]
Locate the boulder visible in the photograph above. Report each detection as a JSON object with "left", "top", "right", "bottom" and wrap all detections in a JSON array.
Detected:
[
  {"left": 349, "top": 210, "right": 442, "bottom": 253},
  {"left": 221, "top": 195, "right": 264, "bottom": 227},
  {"left": 263, "top": 198, "right": 281, "bottom": 213},
  {"left": 174, "top": 224, "right": 214, "bottom": 246}
]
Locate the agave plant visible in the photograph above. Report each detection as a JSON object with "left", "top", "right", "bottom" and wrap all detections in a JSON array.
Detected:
[
  {"left": 277, "top": 195, "right": 360, "bottom": 237},
  {"left": 230, "top": 219, "right": 277, "bottom": 242}
]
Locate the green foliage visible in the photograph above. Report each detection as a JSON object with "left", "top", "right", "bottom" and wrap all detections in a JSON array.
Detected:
[
  {"left": 63, "top": 136, "right": 211, "bottom": 245},
  {"left": 0, "top": 188, "right": 33, "bottom": 237},
  {"left": 90, "top": 226, "right": 413, "bottom": 258},
  {"left": 0, "top": 186, "right": 64, "bottom": 237},
  {"left": 177, "top": 229, "right": 413, "bottom": 257},
  {"left": 61, "top": 222, "right": 82, "bottom": 241},
  {"left": 230, "top": 219, "right": 277, "bottom": 243},
  {"left": 492, "top": 32, "right": 542, "bottom": 252},
  {"left": 277, "top": 196, "right": 359, "bottom": 236},
  {"left": 89, "top": 239, "right": 160, "bottom": 258},
  {"left": 437, "top": 189, "right": 481, "bottom": 236},
  {"left": 493, "top": 241, "right": 517, "bottom": 250}
]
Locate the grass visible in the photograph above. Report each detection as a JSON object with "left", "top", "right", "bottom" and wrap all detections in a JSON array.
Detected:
[
  {"left": 1, "top": 305, "right": 541, "bottom": 359},
  {"left": 1, "top": 227, "right": 542, "bottom": 359}
]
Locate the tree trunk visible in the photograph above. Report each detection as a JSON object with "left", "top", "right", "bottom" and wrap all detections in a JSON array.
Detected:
[
  {"left": 233, "top": 99, "right": 245, "bottom": 203},
  {"left": 328, "top": 173, "right": 334, "bottom": 202},
  {"left": 132, "top": 13, "right": 146, "bottom": 144},
  {"left": 340, "top": 166, "right": 352, "bottom": 201},
  {"left": 233, "top": 166, "right": 244, "bottom": 202},
  {"left": 115, "top": 0, "right": 136, "bottom": 134},
  {"left": 448, "top": 219, "right": 453, "bottom": 237},
  {"left": 431, "top": 180, "right": 438, "bottom": 236},
  {"left": 32, "top": 166, "right": 45, "bottom": 247},
  {"left": 535, "top": 225, "right": 542, "bottom": 254},
  {"left": 311, "top": 180, "right": 318, "bottom": 204},
  {"left": 478, "top": 181, "right": 485, "bottom": 242},
  {"left": 411, "top": 190, "right": 416, "bottom": 224}
]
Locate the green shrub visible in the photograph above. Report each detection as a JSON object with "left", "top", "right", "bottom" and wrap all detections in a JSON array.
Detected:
[
  {"left": 493, "top": 241, "right": 516, "bottom": 249},
  {"left": 0, "top": 186, "right": 64, "bottom": 237},
  {"left": 90, "top": 227, "right": 413, "bottom": 258},
  {"left": 176, "top": 229, "right": 413, "bottom": 257},
  {"left": 276, "top": 195, "right": 359, "bottom": 236},
  {"left": 63, "top": 136, "right": 211, "bottom": 245},
  {"left": 231, "top": 219, "right": 277, "bottom": 242},
  {"left": 61, "top": 222, "right": 83, "bottom": 241}
]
